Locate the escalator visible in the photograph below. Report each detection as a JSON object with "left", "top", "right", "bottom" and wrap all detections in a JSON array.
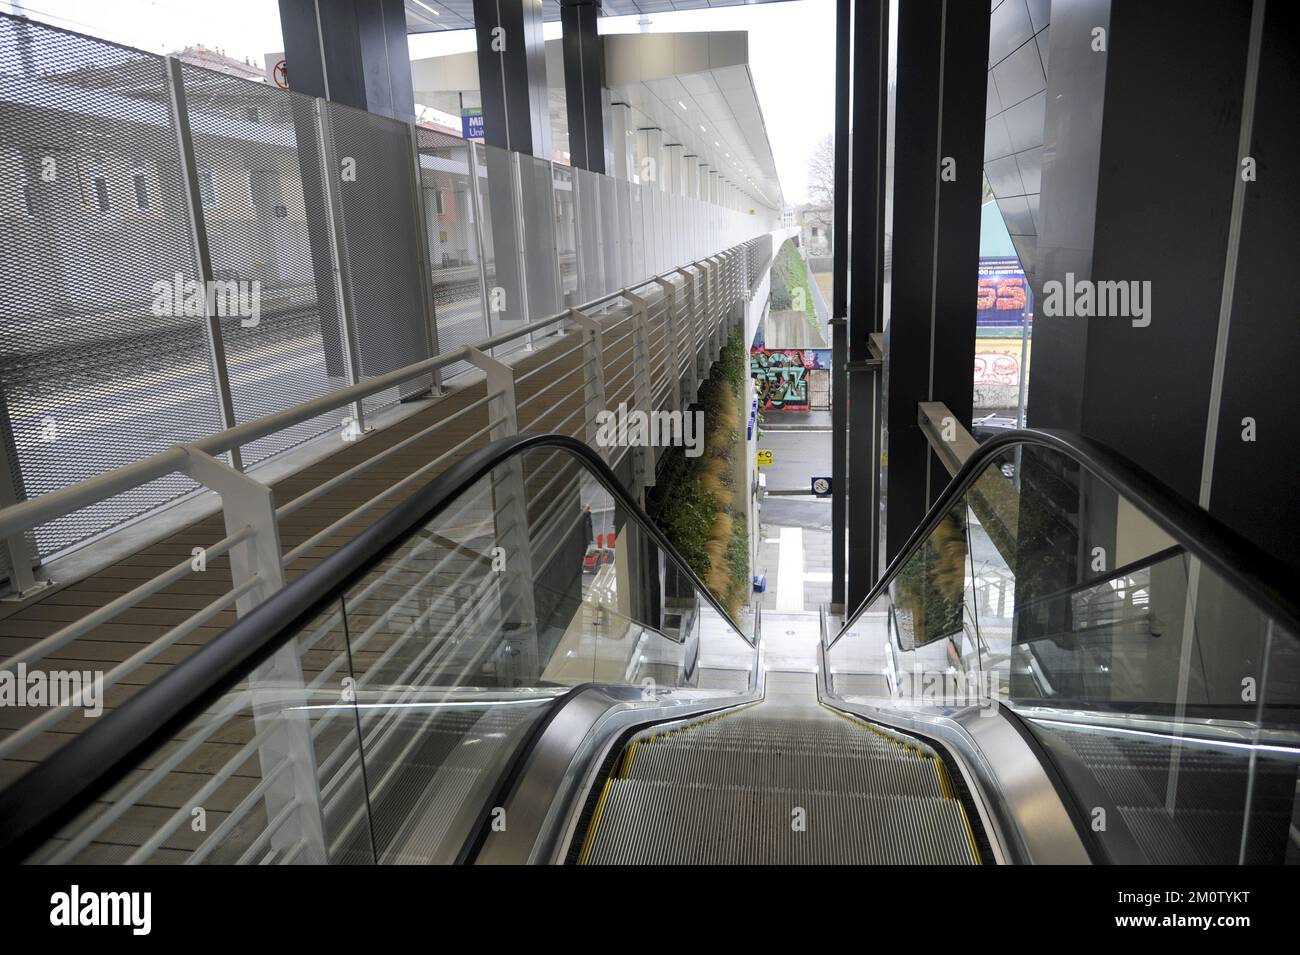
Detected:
[
  {"left": 577, "top": 672, "right": 982, "bottom": 864},
  {"left": 0, "top": 430, "right": 1296, "bottom": 865}
]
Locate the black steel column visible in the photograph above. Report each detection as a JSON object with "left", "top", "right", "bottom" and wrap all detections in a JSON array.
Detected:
[
  {"left": 844, "top": 0, "right": 887, "bottom": 610},
  {"left": 561, "top": 0, "right": 606, "bottom": 174},
  {"left": 1030, "top": 0, "right": 1299, "bottom": 574},
  {"left": 473, "top": 0, "right": 552, "bottom": 158},
  {"left": 881, "top": 0, "right": 987, "bottom": 564},
  {"left": 829, "top": 0, "right": 850, "bottom": 611},
  {"left": 277, "top": 0, "right": 418, "bottom": 373},
  {"left": 277, "top": 0, "right": 416, "bottom": 121},
  {"left": 471, "top": 0, "right": 553, "bottom": 330}
]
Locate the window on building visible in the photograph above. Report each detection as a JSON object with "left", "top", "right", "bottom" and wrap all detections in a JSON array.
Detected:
[
  {"left": 131, "top": 169, "right": 150, "bottom": 211},
  {"left": 245, "top": 105, "right": 260, "bottom": 123},
  {"left": 434, "top": 189, "right": 446, "bottom": 216},
  {"left": 90, "top": 172, "right": 110, "bottom": 213},
  {"left": 198, "top": 169, "right": 217, "bottom": 207}
]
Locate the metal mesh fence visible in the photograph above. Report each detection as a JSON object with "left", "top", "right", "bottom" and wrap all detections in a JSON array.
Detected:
[
  {"left": 0, "top": 10, "right": 774, "bottom": 582},
  {"left": 0, "top": 16, "right": 222, "bottom": 557},
  {"left": 322, "top": 99, "right": 433, "bottom": 414},
  {"left": 415, "top": 126, "right": 486, "bottom": 382},
  {"left": 179, "top": 62, "right": 347, "bottom": 466}
]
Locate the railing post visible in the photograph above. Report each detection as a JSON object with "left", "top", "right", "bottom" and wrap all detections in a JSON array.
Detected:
[
  {"left": 623, "top": 289, "right": 658, "bottom": 491},
  {"left": 700, "top": 258, "right": 717, "bottom": 379},
  {"left": 465, "top": 348, "right": 540, "bottom": 683},
  {"left": 165, "top": 56, "right": 242, "bottom": 471},
  {"left": 677, "top": 267, "right": 702, "bottom": 401},
  {"left": 567, "top": 308, "right": 609, "bottom": 461},
  {"left": 0, "top": 435, "right": 43, "bottom": 598},
  {"left": 407, "top": 122, "right": 443, "bottom": 396},
  {"left": 180, "top": 446, "right": 328, "bottom": 864},
  {"left": 653, "top": 278, "right": 683, "bottom": 413},
  {"left": 313, "top": 98, "right": 369, "bottom": 438}
]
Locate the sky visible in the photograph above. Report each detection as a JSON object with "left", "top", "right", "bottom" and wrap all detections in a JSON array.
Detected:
[{"left": 2, "top": 0, "right": 836, "bottom": 205}]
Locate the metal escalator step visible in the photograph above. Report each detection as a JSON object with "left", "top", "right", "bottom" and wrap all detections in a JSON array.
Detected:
[
  {"left": 583, "top": 779, "right": 977, "bottom": 865},
  {"left": 626, "top": 743, "right": 946, "bottom": 798}
]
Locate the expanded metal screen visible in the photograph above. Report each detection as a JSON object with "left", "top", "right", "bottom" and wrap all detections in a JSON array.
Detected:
[
  {"left": 0, "top": 16, "right": 222, "bottom": 558},
  {"left": 322, "top": 99, "right": 433, "bottom": 414},
  {"left": 179, "top": 63, "right": 347, "bottom": 467},
  {"left": 0, "top": 10, "right": 772, "bottom": 581},
  {"left": 415, "top": 126, "right": 488, "bottom": 381}
]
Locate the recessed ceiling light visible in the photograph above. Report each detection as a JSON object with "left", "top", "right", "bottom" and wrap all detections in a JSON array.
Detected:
[
  {"left": 699, "top": 125, "right": 706, "bottom": 132},
  {"left": 678, "top": 100, "right": 687, "bottom": 110},
  {"left": 412, "top": 0, "right": 440, "bottom": 14}
]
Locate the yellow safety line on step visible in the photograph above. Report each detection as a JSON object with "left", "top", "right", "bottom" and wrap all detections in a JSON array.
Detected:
[
  {"left": 619, "top": 741, "right": 640, "bottom": 779},
  {"left": 577, "top": 778, "right": 614, "bottom": 865},
  {"left": 575, "top": 701, "right": 760, "bottom": 864},
  {"left": 929, "top": 752, "right": 983, "bottom": 865},
  {"left": 823, "top": 702, "right": 983, "bottom": 865}
]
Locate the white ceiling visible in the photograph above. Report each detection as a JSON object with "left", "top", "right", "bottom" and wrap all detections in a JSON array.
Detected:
[
  {"left": 609, "top": 63, "right": 783, "bottom": 209},
  {"left": 410, "top": 31, "right": 782, "bottom": 210},
  {"left": 403, "top": 1, "right": 794, "bottom": 33}
]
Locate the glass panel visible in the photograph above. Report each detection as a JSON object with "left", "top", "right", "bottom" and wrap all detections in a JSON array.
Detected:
[
  {"left": 827, "top": 438, "right": 1300, "bottom": 864},
  {"left": 29, "top": 441, "right": 756, "bottom": 865},
  {"left": 31, "top": 600, "right": 371, "bottom": 864}
]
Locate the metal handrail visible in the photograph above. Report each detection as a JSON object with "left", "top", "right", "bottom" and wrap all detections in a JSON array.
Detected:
[
  {"left": 827, "top": 428, "right": 1300, "bottom": 651},
  {"left": 0, "top": 432, "right": 756, "bottom": 862}
]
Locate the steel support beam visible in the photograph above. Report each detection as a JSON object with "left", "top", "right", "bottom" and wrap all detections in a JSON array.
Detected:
[{"left": 560, "top": 0, "right": 606, "bottom": 174}]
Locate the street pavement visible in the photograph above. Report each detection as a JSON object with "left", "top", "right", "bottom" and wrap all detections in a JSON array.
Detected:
[{"left": 753, "top": 413, "right": 834, "bottom": 613}]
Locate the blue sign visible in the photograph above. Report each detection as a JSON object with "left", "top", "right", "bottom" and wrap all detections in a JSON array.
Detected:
[{"left": 461, "top": 111, "right": 484, "bottom": 140}]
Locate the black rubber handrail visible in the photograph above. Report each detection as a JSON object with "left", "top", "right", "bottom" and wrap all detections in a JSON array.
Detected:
[
  {"left": 0, "top": 433, "right": 752, "bottom": 863},
  {"left": 829, "top": 428, "right": 1300, "bottom": 649}
]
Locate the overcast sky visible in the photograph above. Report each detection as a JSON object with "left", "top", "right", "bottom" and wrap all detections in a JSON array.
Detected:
[{"left": 3, "top": 0, "right": 835, "bottom": 204}]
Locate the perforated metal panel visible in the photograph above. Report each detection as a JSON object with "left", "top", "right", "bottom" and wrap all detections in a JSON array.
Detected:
[
  {"left": 322, "top": 99, "right": 433, "bottom": 413},
  {"left": 179, "top": 62, "right": 349, "bottom": 466},
  {"left": 0, "top": 15, "right": 222, "bottom": 558},
  {"left": 415, "top": 126, "right": 487, "bottom": 382}
]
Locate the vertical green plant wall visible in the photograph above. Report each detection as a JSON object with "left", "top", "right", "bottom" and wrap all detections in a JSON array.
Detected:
[{"left": 647, "top": 329, "right": 751, "bottom": 617}]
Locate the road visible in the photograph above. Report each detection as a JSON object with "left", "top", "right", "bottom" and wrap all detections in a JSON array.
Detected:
[{"left": 753, "top": 421, "right": 834, "bottom": 612}]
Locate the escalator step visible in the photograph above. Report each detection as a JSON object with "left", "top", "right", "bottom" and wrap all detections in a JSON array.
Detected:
[
  {"left": 583, "top": 779, "right": 978, "bottom": 865},
  {"left": 625, "top": 744, "right": 946, "bottom": 798}
]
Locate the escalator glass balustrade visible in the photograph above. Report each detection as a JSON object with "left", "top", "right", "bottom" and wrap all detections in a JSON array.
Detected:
[
  {"left": 823, "top": 437, "right": 1300, "bottom": 864},
  {"left": 0, "top": 439, "right": 759, "bottom": 864}
]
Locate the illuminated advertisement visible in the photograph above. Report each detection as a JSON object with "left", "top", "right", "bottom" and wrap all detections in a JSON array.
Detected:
[{"left": 977, "top": 256, "right": 1031, "bottom": 328}]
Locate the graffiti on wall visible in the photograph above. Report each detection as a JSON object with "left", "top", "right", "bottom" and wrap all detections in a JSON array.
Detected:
[
  {"left": 751, "top": 348, "right": 830, "bottom": 410},
  {"left": 974, "top": 351, "right": 1020, "bottom": 385}
]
